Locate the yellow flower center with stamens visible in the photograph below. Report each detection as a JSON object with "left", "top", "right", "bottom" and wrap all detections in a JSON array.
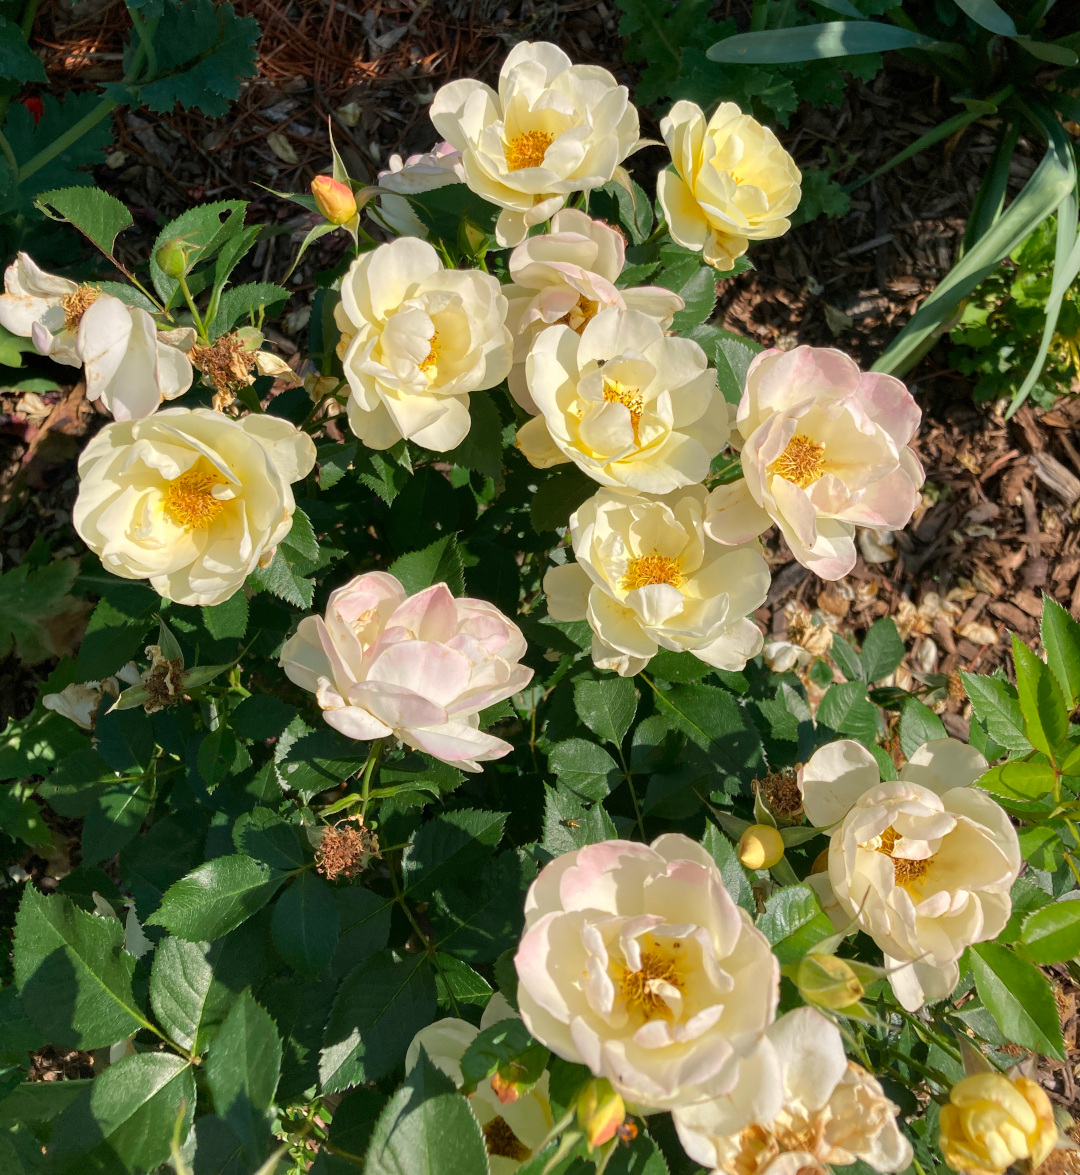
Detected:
[
  {"left": 603, "top": 378, "right": 644, "bottom": 440},
  {"left": 61, "top": 285, "right": 101, "bottom": 332},
  {"left": 620, "top": 947, "right": 684, "bottom": 1021},
  {"left": 483, "top": 1117, "right": 531, "bottom": 1161},
  {"left": 419, "top": 332, "right": 440, "bottom": 380},
  {"left": 769, "top": 433, "right": 825, "bottom": 489},
  {"left": 559, "top": 294, "right": 600, "bottom": 334},
  {"left": 869, "top": 825, "right": 934, "bottom": 889},
  {"left": 164, "top": 470, "right": 225, "bottom": 530},
  {"left": 505, "top": 130, "right": 554, "bottom": 171},
  {"left": 620, "top": 550, "right": 683, "bottom": 593}
]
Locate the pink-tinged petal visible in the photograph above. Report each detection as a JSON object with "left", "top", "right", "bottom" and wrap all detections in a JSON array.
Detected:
[
  {"left": 857, "top": 372, "right": 920, "bottom": 446},
  {"left": 704, "top": 478, "right": 772, "bottom": 545},
  {"left": 385, "top": 582, "right": 459, "bottom": 643},
  {"left": 364, "top": 639, "right": 472, "bottom": 706},
  {"left": 346, "top": 680, "right": 447, "bottom": 730},
  {"left": 559, "top": 840, "right": 661, "bottom": 914},
  {"left": 839, "top": 464, "right": 921, "bottom": 529},
  {"left": 404, "top": 719, "right": 512, "bottom": 767},
  {"left": 279, "top": 615, "right": 334, "bottom": 693},
  {"left": 323, "top": 705, "right": 393, "bottom": 742}
]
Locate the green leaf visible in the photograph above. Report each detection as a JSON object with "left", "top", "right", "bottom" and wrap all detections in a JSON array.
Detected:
[
  {"left": 45, "top": 1053, "right": 194, "bottom": 1175},
  {"left": 319, "top": 952, "right": 436, "bottom": 1092},
  {"left": 202, "top": 592, "right": 249, "bottom": 641},
  {"left": 648, "top": 683, "right": 766, "bottom": 784},
  {"left": 707, "top": 21, "right": 945, "bottom": 62},
  {"left": 573, "top": 676, "right": 637, "bottom": 746},
  {"left": 1041, "top": 596, "right": 1080, "bottom": 710},
  {"left": 976, "top": 760, "right": 1056, "bottom": 801},
  {"left": 35, "top": 187, "right": 133, "bottom": 258},
  {"left": 13, "top": 888, "right": 143, "bottom": 1050},
  {"left": 701, "top": 822, "right": 755, "bottom": 913},
  {"left": 1017, "top": 899, "right": 1080, "bottom": 965},
  {"left": 817, "top": 681, "right": 878, "bottom": 744},
  {"left": 389, "top": 535, "right": 465, "bottom": 597},
  {"left": 198, "top": 725, "right": 247, "bottom": 789},
  {"left": 459, "top": 1018, "right": 548, "bottom": 1094},
  {"left": 77, "top": 592, "right": 156, "bottom": 680},
  {"left": 899, "top": 697, "right": 947, "bottom": 759},
  {"left": 434, "top": 954, "right": 493, "bottom": 1010},
  {"left": 0, "top": 17, "right": 47, "bottom": 82},
  {"left": 547, "top": 739, "right": 621, "bottom": 802},
  {"left": 334, "top": 887, "right": 394, "bottom": 978},
  {"left": 204, "top": 991, "right": 282, "bottom": 1159},
  {"left": 0, "top": 557, "right": 78, "bottom": 665},
  {"left": 656, "top": 251, "right": 719, "bottom": 331},
  {"left": 960, "top": 672, "right": 1031, "bottom": 753},
  {"left": 830, "top": 634, "right": 864, "bottom": 682},
  {"left": 530, "top": 465, "right": 597, "bottom": 533},
  {"left": 757, "top": 884, "right": 833, "bottom": 965},
  {"left": 272, "top": 872, "right": 340, "bottom": 976},
  {"left": 363, "top": 1077, "right": 488, "bottom": 1175},
  {"left": 542, "top": 784, "right": 618, "bottom": 855},
  {"left": 444, "top": 391, "right": 506, "bottom": 480},
  {"left": 149, "top": 935, "right": 217, "bottom": 1053},
  {"left": 1012, "top": 634, "right": 1069, "bottom": 759},
  {"left": 952, "top": 0, "right": 1016, "bottom": 35},
  {"left": 232, "top": 808, "right": 307, "bottom": 870},
  {"left": 248, "top": 547, "right": 314, "bottom": 609},
  {"left": 429, "top": 849, "right": 536, "bottom": 964},
  {"left": 971, "top": 942, "right": 1065, "bottom": 1060},
  {"left": 148, "top": 199, "right": 247, "bottom": 304},
  {"left": 81, "top": 777, "right": 151, "bottom": 866},
  {"left": 860, "top": 618, "right": 904, "bottom": 682},
  {"left": 148, "top": 855, "right": 286, "bottom": 941},
  {"left": 403, "top": 809, "right": 508, "bottom": 899},
  {"left": 6, "top": 92, "right": 113, "bottom": 202}
]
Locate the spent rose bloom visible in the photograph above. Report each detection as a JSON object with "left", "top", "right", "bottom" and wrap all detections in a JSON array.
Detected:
[
  {"left": 657, "top": 101, "right": 801, "bottom": 271},
  {"left": 674, "top": 1007, "right": 912, "bottom": 1175},
  {"left": 545, "top": 485, "right": 770, "bottom": 677},
  {"left": 0, "top": 254, "right": 194, "bottom": 420},
  {"left": 704, "top": 346, "right": 923, "bottom": 581},
  {"left": 939, "top": 1073, "right": 1056, "bottom": 1175},
  {"left": 516, "top": 308, "right": 729, "bottom": 494},
  {"left": 502, "top": 210, "right": 684, "bottom": 412},
  {"left": 74, "top": 407, "right": 316, "bottom": 607},
  {"left": 335, "top": 237, "right": 512, "bottom": 451},
  {"left": 373, "top": 142, "right": 465, "bottom": 238},
  {"left": 798, "top": 738, "right": 1021, "bottom": 1011},
  {"left": 431, "top": 41, "right": 640, "bottom": 247},
  {"left": 279, "top": 572, "right": 533, "bottom": 771},
  {"left": 514, "top": 833, "right": 779, "bottom": 1111},
  {"left": 406, "top": 994, "right": 552, "bottom": 1172},
  {"left": 42, "top": 663, "right": 141, "bottom": 729}
]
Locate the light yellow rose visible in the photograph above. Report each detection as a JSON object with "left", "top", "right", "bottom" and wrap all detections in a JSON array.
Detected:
[
  {"left": 657, "top": 101, "right": 801, "bottom": 271},
  {"left": 73, "top": 407, "right": 316, "bottom": 607},
  {"left": 430, "top": 41, "right": 640, "bottom": 247},
  {"left": 939, "top": 1073, "right": 1056, "bottom": 1175},
  {"left": 335, "top": 237, "right": 512, "bottom": 452},
  {"left": 544, "top": 485, "right": 769, "bottom": 677},
  {"left": 516, "top": 307, "right": 730, "bottom": 494}
]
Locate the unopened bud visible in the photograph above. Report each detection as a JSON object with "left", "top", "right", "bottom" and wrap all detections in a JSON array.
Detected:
[
  {"left": 156, "top": 237, "right": 192, "bottom": 278},
  {"left": 738, "top": 824, "right": 785, "bottom": 870},
  {"left": 797, "top": 953, "right": 865, "bottom": 1010},
  {"left": 811, "top": 847, "right": 830, "bottom": 874},
  {"left": 576, "top": 1078, "right": 625, "bottom": 1151},
  {"left": 311, "top": 175, "right": 357, "bottom": 225}
]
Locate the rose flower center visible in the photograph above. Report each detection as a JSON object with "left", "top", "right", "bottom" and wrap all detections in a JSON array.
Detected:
[
  {"left": 61, "top": 285, "right": 101, "bottom": 331},
  {"left": 872, "top": 825, "right": 935, "bottom": 889},
  {"left": 559, "top": 294, "right": 600, "bottom": 334},
  {"left": 769, "top": 433, "right": 826, "bottom": 489},
  {"left": 420, "top": 331, "right": 440, "bottom": 380},
  {"left": 164, "top": 469, "right": 225, "bottom": 530},
  {"left": 483, "top": 1116, "right": 531, "bottom": 1161},
  {"left": 505, "top": 129, "right": 554, "bottom": 171},
  {"left": 619, "top": 947, "right": 684, "bottom": 1020},
  {"left": 621, "top": 551, "right": 683, "bottom": 593},
  {"left": 603, "top": 378, "right": 644, "bottom": 439}
]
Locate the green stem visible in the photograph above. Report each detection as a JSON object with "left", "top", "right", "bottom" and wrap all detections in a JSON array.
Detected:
[
  {"left": 615, "top": 745, "right": 646, "bottom": 842},
  {"left": 176, "top": 271, "right": 205, "bottom": 339},
  {"left": 17, "top": 95, "right": 118, "bottom": 185},
  {"left": 0, "top": 130, "right": 17, "bottom": 176},
  {"left": 127, "top": 6, "right": 158, "bottom": 80},
  {"left": 359, "top": 738, "right": 383, "bottom": 821},
  {"left": 20, "top": 0, "right": 42, "bottom": 38},
  {"left": 387, "top": 853, "right": 460, "bottom": 1017}
]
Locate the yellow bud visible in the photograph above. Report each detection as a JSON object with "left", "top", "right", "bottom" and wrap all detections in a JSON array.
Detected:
[
  {"left": 811, "top": 846, "right": 830, "bottom": 874},
  {"left": 311, "top": 175, "right": 357, "bottom": 225},
  {"left": 576, "top": 1078, "right": 625, "bottom": 1151},
  {"left": 738, "top": 824, "right": 785, "bottom": 870},
  {"left": 796, "top": 953, "right": 864, "bottom": 1010},
  {"left": 939, "top": 1073, "right": 1057, "bottom": 1175}
]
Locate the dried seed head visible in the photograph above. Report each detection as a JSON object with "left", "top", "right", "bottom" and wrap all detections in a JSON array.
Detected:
[
  {"left": 947, "top": 671, "right": 966, "bottom": 704},
  {"left": 315, "top": 817, "right": 380, "bottom": 882},
  {"left": 140, "top": 644, "right": 186, "bottom": 714},
  {"left": 754, "top": 768, "right": 803, "bottom": 823},
  {"left": 191, "top": 334, "right": 256, "bottom": 404}
]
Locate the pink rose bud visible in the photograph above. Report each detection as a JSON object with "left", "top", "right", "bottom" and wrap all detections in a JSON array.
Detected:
[
  {"left": 310, "top": 175, "right": 357, "bottom": 225},
  {"left": 576, "top": 1079, "right": 625, "bottom": 1151}
]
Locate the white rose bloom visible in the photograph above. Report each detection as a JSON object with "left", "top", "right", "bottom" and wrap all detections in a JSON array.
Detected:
[
  {"left": 373, "top": 141, "right": 465, "bottom": 238},
  {"left": 674, "top": 1007, "right": 912, "bottom": 1175},
  {"left": 798, "top": 738, "right": 1022, "bottom": 1011},
  {"left": 0, "top": 253, "right": 194, "bottom": 420},
  {"left": 42, "top": 663, "right": 141, "bottom": 729},
  {"left": 430, "top": 41, "right": 640, "bottom": 247},
  {"left": 74, "top": 407, "right": 316, "bottom": 607},
  {"left": 704, "top": 346, "right": 923, "bottom": 582},
  {"left": 545, "top": 485, "right": 769, "bottom": 677},
  {"left": 517, "top": 308, "right": 729, "bottom": 494},
  {"left": 405, "top": 994, "right": 552, "bottom": 1173},
  {"left": 657, "top": 101, "right": 801, "bottom": 271},
  {"left": 335, "top": 237, "right": 512, "bottom": 451},
  {"left": 502, "top": 209, "right": 684, "bottom": 412},
  {"left": 515, "top": 833, "right": 779, "bottom": 1111}
]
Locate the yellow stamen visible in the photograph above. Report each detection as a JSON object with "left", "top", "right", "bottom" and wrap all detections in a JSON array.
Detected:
[
  {"left": 164, "top": 470, "right": 225, "bottom": 530},
  {"left": 419, "top": 331, "right": 439, "bottom": 379},
  {"left": 483, "top": 1117, "right": 531, "bottom": 1161},
  {"left": 602, "top": 378, "right": 644, "bottom": 440},
  {"left": 620, "top": 551, "right": 683, "bottom": 593},
  {"left": 505, "top": 130, "right": 554, "bottom": 171},
  {"left": 874, "top": 825, "right": 934, "bottom": 889},
  {"left": 619, "top": 948, "right": 684, "bottom": 1021},
  {"left": 768, "top": 433, "right": 825, "bottom": 489},
  {"left": 61, "top": 285, "right": 101, "bottom": 332},
  {"left": 559, "top": 294, "right": 600, "bottom": 334}
]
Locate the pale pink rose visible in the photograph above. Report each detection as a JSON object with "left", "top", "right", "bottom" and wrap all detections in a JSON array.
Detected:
[
  {"left": 279, "top": 571, "right": 533, "bottom": 771},
  {"left": 373, "top": 142, "right": 465, "bottom": 238},
  {"left": 705, "top": 346, "right": 923, "bottom": 581},
  {"left": 515, "top": 833, "right": 778, "bottom": 1111}
]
